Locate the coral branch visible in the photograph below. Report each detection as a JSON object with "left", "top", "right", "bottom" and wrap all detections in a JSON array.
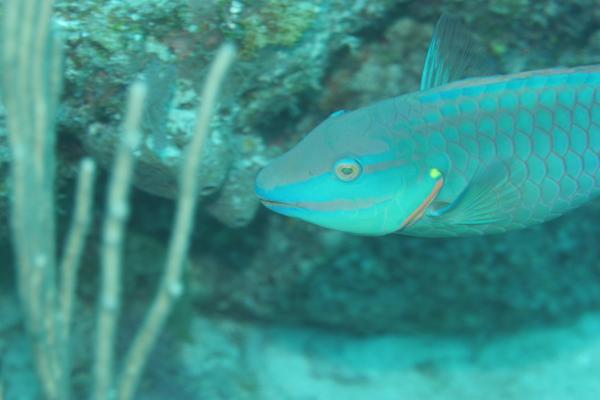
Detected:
[
  {"left": 2, "top": 0, "right": 64, "bottom": 398},
  {"left": 117, "top": 43, "right": 236, "bottom": 400},
  {"left": 94, "top": 82, "right": 146, "bottom": 400},
  {"left": 59, "top": 158, "right": 96, "bottom": 398}
]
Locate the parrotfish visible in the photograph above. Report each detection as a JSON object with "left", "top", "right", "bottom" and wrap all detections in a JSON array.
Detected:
[{"left": 255, "top": 16, "right": 600, "bottom": 237}]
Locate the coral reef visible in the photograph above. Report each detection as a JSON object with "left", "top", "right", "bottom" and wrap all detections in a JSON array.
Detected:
[
  {"left": 48, "top": 0, "right": 410, "bottom": 227},
  {"left": 189, "top": 199, "right": 600, "bottom": 334},
  {"left": 0, "top": 0, "right": 597, "bottom": 333}
]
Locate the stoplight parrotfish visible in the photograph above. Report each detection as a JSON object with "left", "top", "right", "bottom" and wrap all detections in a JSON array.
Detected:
[{"left": 255, "top": 16, "right": 600, "bottom": 237}]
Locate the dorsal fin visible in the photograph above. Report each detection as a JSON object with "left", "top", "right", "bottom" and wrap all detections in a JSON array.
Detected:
[{"left": 420, "top": 15, "right": 496, "bottom": 91}]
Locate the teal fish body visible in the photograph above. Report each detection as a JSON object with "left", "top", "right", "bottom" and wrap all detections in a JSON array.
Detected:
[
  {"left": 384, "top": 67, "right": 600, "bottom": 236},
  {"left": 255, "top": 17, "right": 600, "bottom": 237}
]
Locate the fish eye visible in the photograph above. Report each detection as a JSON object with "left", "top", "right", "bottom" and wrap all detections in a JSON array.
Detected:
[{"left": 334, "top": 158, "right": 362, "bottom": 182}]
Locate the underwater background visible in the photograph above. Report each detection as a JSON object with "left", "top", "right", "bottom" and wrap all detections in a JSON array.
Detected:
[{"left": 1, "top": 0, "right": 600, "bottom": 399}]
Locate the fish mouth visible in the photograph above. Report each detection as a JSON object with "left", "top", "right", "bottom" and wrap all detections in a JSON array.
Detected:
[
  {"left": 258, "top": 197, "right": 302, "bottom": 209},
  {"left": 255, "top": 185, "right": 304, "bottom": 210},
  {"left": 257, "top": 196, "right": 309, "bottom": 218}
]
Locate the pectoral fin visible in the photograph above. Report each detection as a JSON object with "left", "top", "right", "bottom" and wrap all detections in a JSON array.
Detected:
[{"left": 429, "top": 162, "right": 519, "bottom": 225}]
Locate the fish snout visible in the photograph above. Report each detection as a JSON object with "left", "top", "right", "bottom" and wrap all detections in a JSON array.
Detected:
[
  {"left": 255, "top": 165, "right": 282, "bottom": 205},
  {"left": 255, "top": 165, "right": 274, "bottom": 197}
]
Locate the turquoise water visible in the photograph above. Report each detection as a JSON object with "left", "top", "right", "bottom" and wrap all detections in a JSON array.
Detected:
[{"left": 1, "top": 1, "right": 599, "bottom": 399}]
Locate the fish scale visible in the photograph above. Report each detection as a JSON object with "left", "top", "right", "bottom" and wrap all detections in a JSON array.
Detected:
[{"left": 399, "top": 68, "right": 600, "bottom": 236}]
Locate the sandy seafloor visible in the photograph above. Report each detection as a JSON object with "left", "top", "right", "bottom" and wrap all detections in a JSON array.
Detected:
[
  {"left": 5, "top": 289, "right": 599, "bottom": 399},
  {"left": 180, "top": 313, "right": 600, "bottom": 400}
]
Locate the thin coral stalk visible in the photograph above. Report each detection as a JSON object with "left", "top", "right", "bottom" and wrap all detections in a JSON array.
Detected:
[
  {"left": 117, "top": 43, "right": 236, "bottom": 400},
  {"left": 94, "top": 82, "right": 146, "bottom": 400},
  {"left": 59, "top": 158, "right": 96, "bottom": 398},
  {"left": 2, "top": 0, "right": 64, "bottom": 398}
]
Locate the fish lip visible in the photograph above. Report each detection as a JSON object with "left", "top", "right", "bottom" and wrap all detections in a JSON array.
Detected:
[
  {"left": 258, "top": 197, "right": 302, "bottom": 209},
  {"left": 255, "top": 186, "right": 304, "bottom": 209}
]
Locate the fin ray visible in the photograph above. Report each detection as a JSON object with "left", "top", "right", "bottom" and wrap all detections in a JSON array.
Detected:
[
  {"left": 420, "top": 15, "right": 496, "bottom": 90},
  {"left": 429, "top": 161, "right": 520, "bottom": 225}
]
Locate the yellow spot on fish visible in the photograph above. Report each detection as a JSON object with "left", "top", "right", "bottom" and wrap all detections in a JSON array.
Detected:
[{"left": 429, "top": 167, "right": 442, "bottom": 179}]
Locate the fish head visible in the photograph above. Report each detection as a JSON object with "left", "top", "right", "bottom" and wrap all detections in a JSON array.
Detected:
[{"left": 255, "top": 106, "right": 444, "bottom": 235}]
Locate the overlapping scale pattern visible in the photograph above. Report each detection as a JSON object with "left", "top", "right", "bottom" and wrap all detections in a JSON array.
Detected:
[{"left": 404, "top": 69, "right": 600, "bottom": 236}]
